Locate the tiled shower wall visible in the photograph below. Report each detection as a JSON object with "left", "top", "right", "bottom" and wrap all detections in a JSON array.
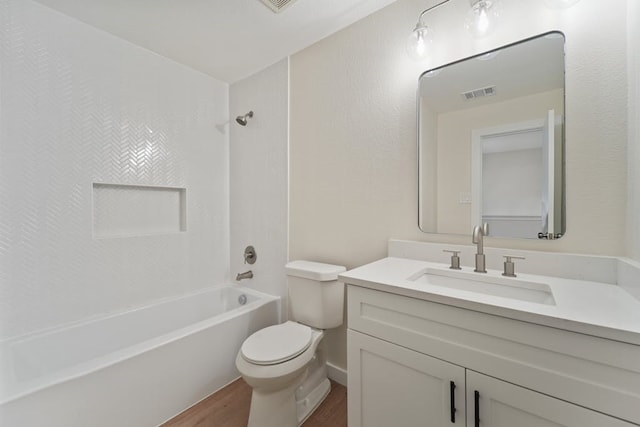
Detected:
[
  {"left": 0, "top": 0, "right": 230, "bottom": 340},
  {"left": 230, "top": 59, "right": 289, "bottom": 315}
]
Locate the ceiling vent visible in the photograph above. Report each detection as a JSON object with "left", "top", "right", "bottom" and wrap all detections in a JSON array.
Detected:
[
  {"left": 260, "top": 0, "right": 298, "bottom": 13},
  {"left": 462, "top": 85, "right": 496, "bottom": 101}
]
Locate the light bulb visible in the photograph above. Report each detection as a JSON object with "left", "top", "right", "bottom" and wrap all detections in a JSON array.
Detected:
[
  {"left": 543, "top": 0, "right": 581, "bottom": 9},
  {"left": 465, "top": 0, "right": 499, "bottom": 38},
  {"left": 477, "top": 7, "right": 489, "bottom": 33},
  {"left": 406, "top": 21, "right": 433, "bottom": 61}
]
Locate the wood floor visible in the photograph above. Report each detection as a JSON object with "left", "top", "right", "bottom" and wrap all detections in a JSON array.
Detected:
[{"left": 161, "top": 379, "right": 347, "bottom": 427}]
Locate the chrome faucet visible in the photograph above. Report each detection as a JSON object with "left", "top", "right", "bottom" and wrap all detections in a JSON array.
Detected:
[
  {"left": 472, "top": 223, "right": 489, "bottom": 273},
  {"left": 236, "top": 270, "right": 253, "bottom": 281}
]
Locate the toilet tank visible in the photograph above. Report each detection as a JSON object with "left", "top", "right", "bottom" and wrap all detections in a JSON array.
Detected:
[{"left": 286, "top": 260, "right": 346, "bottom": 329}]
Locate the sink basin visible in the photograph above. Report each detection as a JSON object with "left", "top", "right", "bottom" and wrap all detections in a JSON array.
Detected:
[{"left": 412, "top": 268, "right": 556, "bottom": 305}]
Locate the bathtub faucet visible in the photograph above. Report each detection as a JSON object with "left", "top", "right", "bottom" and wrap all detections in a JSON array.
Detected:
[{"left": 236, "top": 270, "right": 253, "bottom": 281}]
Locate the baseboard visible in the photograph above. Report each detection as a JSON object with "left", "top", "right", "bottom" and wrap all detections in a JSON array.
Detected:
[{"left": 327, "top": 361, "right": 347, "bottom": 387}]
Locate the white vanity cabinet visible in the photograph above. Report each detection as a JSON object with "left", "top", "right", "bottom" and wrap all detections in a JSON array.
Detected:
[
  {"left": 346, "top": 285, "right": 640, "bottom": 427},
  {"left": 348, "top": 329, "right": 465, "bottom": 426},
  {"left": 465, "top": 371, "right": 632, "bottom": 427}
]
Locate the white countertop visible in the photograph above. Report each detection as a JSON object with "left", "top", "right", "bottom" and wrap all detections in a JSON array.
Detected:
[{"left": 340, "top": 257, "right": 640, "bottom": 346}]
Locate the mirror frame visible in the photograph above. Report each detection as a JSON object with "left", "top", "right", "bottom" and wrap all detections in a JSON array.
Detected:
[{"left": 417, "top": 31, "right": 566, "bottom": 240}]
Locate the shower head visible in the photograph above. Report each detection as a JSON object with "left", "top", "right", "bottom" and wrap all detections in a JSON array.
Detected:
[{"left": 235, "top": 111, "right": 254, "bottom": 126}]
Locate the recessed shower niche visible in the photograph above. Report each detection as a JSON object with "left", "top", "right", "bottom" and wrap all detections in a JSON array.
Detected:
[{"left": 92, "top": 183, "right": 187, "bottom": 238}]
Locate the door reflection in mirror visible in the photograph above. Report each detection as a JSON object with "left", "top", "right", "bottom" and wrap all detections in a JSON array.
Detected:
[{"left": 470, "top": 111, "right": 563, "bottom": 239}]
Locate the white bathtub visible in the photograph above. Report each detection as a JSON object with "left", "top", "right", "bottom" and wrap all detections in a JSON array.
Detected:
[{"left": 0, "top": 286, "right": 280, "bottom": 426}]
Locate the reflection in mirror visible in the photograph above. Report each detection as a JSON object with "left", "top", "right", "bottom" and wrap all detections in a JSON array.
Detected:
[{"left": 418, "top": 32, "right": 565, "bottom": 239}]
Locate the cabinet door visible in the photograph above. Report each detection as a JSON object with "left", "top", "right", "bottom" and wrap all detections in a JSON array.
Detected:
[
  {"left": 466, "top": 371, "right": 635, "bottom": 427},
  {"left": 348, "top": 330, "right": 466, "bottom": 427}
]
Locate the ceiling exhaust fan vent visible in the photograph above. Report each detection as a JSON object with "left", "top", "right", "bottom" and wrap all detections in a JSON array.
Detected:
[
  {"left": 260, "top": 0, "right": 298, "bottom": 13},
  {"left": 462, "top": 85, "right": 496, "bottom": 100}
]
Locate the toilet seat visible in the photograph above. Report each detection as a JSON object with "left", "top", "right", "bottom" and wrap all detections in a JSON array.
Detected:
[{"left": 241, "top": 321, "right": 312, "bottom": 365}]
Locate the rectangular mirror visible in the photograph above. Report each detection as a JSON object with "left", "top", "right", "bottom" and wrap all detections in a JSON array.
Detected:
[{"left": 418, "top": 32, "right": 566, "bottom": 240}]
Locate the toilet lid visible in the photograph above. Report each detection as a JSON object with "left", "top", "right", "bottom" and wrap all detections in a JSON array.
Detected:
[{"left": 241, "top": 322, "right": 312, "bottom": 365}]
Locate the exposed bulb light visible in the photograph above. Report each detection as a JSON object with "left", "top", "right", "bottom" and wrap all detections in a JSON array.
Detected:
[
  {"left": 465, "top": 0, "right": 499, "bottom": 38},
  {"left": 543, "top": 0, "right": 581, "bottom": 9},
  {"left": 406, "top": 0, "right": 450, "bottom": 61},
  {"left": 406, "top": 18, "right": 433, "bottom": 61}
]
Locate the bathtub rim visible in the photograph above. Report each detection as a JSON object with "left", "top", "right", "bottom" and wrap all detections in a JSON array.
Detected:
[
  {"left": 1, "top": 285, "right": 277, "bottom": 345},
  {"left": 1, "top": 285, "right": 280, "bottom": 405}
]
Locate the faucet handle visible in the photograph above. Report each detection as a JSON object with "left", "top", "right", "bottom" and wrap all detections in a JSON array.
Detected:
[
  {"left": 443, "top": 250, "right": 461, "bottom": 270},
  {"left": 502, "top": 255, "right": 525, "bottom": 277},
  {"left": 244, "top": 245, "right": 257, "bottom": 265}
]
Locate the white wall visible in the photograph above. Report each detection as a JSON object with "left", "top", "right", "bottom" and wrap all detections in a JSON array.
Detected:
[
  {"left": 0, "top": 0, "right": 229, "bottom": 340},
  {"left": 419, "top": 103, "right": 438, "bottom": 231},
  {"left": 290, "top": 0, "right": 629, "bottom": 369},
  {"left": 628, "top": 0, "right": 640, "bottom": 261},
  {"left": 230, "top": 59, "right": 289, "bottom": 316}
]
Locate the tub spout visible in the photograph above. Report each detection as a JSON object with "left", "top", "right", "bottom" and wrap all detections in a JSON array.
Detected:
[{"left": 236, "top": 270, "right": 253, "bottom": 281}]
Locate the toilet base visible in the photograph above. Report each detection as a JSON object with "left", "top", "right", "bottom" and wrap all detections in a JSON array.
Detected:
[
  {"left": 238, "top": 326, "right": 333, "bottom": 427},
  {"left": 245, "top": 371, "right": 331, "bottom": 427},
  {"left": 247, "top": 370, "right": 307, "bottom": 427},
  {"left": 296, "top": 377, "right": 330, "bottom": 425},
  {"left": 295, "top": 344, "right": 331, "bottom": 425}
]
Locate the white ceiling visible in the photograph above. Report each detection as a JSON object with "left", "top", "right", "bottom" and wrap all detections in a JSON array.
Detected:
[{"left": 33, "top": 0, "right": 397, "bottom": 83}]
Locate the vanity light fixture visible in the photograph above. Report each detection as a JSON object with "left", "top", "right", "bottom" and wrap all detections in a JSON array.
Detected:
[
  {"left": 543, "top": 0, "right": 581, "bottom": 9},
  {"left": 465, "top": 0, "right": 500, "bottom": 38},
  {"left": 406, "top": 0, "right": 451, "bottom": 61},
  {"left": 408, "top": 0, "right": 502, "bottom": 60}
]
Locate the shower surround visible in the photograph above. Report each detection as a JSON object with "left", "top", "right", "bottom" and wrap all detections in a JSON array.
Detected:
[
  {"left": 0, "top": 0, "right": 230, "bottom": 341},
  {"left": 0, "top": 1, "right": 294, "bottom": 423}
]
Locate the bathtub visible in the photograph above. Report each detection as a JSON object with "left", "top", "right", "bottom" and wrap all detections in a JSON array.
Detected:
[{"left": 0, "top": 285, "right": 280, "bottom": 427}]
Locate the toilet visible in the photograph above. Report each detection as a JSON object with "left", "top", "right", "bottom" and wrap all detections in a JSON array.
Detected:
[{"left": 235, "top": 260, "right": 346, "bottom": 427}]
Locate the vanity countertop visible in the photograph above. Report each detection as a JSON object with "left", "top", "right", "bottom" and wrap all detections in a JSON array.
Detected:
[{"left": 340, "top": 256, "right": 640, "bottom": 346}]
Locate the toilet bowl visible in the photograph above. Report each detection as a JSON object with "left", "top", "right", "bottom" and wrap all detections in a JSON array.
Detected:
[
  {"left": 235, "top": 260, "right": 345, "bottom": 427},
  {"left": 236, "top": 322, "right": 325, "bottom": 427}
]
